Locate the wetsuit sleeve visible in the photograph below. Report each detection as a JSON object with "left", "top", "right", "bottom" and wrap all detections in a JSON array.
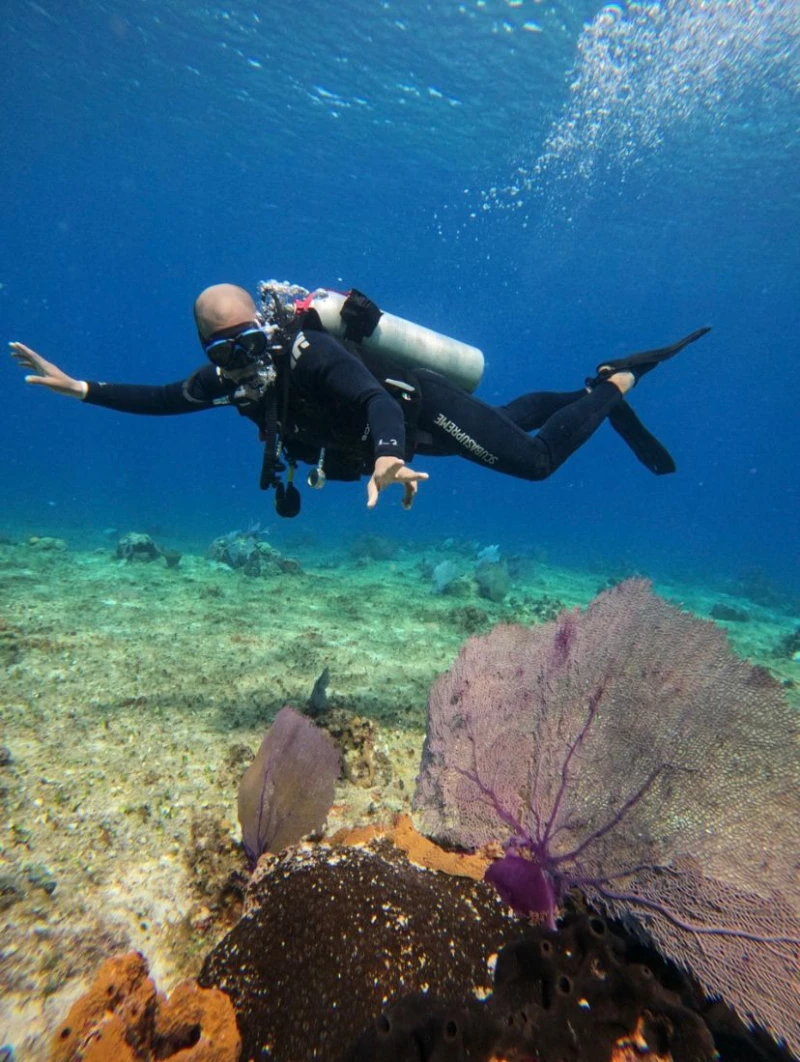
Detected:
[
  {"left": 292, "top": 331, "right": 406, "bottom": 461},
  {"left": 83, "top": 364, "right": 228, "bottom": 414}
]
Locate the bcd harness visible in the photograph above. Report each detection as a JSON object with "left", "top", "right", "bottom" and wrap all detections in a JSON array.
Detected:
[{"left": 251, "top": 291, "right": 422, "bottom": 519}]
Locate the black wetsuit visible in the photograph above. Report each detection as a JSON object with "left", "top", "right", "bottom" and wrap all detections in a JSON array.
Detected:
[{"left": 84, "top": 326, "right": 625, "bottom": 483}]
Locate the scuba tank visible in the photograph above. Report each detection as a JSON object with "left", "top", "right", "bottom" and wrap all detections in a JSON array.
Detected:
[{"left": 304, "top": 288, "right": 485, "bottom": 393}]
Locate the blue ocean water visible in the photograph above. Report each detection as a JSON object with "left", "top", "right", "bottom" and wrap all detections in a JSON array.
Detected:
[{"left": 1, "top": 0, "right": 798, "bottom": 592}]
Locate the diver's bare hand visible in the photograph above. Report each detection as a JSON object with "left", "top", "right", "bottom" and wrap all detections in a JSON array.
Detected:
[
  {"left": 367, "top": 456, "right": 429, "bottom": 511},
  {"left": 9, "top": 342, "right": 88, "bottom": 398}
]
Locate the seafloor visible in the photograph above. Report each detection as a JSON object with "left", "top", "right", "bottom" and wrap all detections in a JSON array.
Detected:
[{"left": 1, "top": 529, "right": 798, "bottom": 1059}]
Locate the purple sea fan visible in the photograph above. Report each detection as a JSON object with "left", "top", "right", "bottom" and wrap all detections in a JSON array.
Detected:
[
  {"left": 413, "top": 579, "right": 800, "bottom": 1051},
  {"left": 238, "top": 706, "right": 341, "bottom": 863}
]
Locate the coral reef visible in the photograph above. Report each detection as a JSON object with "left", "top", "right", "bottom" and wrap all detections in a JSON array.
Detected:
[
  {"left": 353, "top": 913, "right": 715, "bottom": 1062},
  {"left": 27, "top": 536, "right": 67, "bottom": 552},
  {"left": 414, "top": 579, "right": 800, "bottom": 1052},
  {"left": 2, "top": 532, "right": 796, "bottom": 1057},
  {"left": 527, "top": 593, "right": 565, "bottom": 621},
  {"left": 198, "top": 840, "right": 523, "bottom": 1060},
  {"left": 198, "top": 838, "right": 718, "bottom": 1062},
  {"left": 323, "top": 708, "right": 390, "bottom": 788},
  {"left": 448, "top": 603, "right": 490, "bottom": 633},
  {"left": 306, "top": 665, "right": 331, "bottom": 716},
  {"left": 50, "top": 951, "right": 239, "bottom": 1061},
  {"left": 206, "top": 525, "right": 300, "bottom": 577}
]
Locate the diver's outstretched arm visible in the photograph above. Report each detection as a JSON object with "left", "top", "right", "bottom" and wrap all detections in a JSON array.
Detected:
[{"left": 9, "top": 341, "right": 87, "bottom": 399}]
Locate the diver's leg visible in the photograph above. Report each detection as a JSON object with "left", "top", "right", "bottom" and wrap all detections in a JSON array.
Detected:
[
  {"left": 416, "top": 372, "right": 625, "bottom": 481},
  {"left": 464, "top": 327, "right": 711, "bottom": 478},
  {"left": 499, "top": 390, "right": 588, "bottom": 432}
]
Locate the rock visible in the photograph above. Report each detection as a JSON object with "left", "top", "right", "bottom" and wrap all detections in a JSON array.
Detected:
[
  {"left": 184, "top": 811, "right": 246, "bottom": 925},
  {"left": 0, "top": 873, "right": 25, "bottom": 911},
  {"left": 323, "top": 709, "right": 386, "bottom": 788},
  {"left": 26, "top": 862, "right": 57, "bottom": 895},
  {"left": 116, "top": 533, "right": 161, "bottom": 563},
  {"left": 27, "top": 536, "right": 67, "bottom": 551}
]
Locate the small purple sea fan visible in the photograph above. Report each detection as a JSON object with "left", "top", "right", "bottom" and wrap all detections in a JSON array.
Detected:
[
  {"left": 413, "top": 579, "right": 800, "bottom": 1051},
  {"left": 238, "top": 706, "right": 341, "bottom": 863}
]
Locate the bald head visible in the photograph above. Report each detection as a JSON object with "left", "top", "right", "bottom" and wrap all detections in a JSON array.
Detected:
[{"left": 194, "top": 284, "right": 258, "bottom": 340}]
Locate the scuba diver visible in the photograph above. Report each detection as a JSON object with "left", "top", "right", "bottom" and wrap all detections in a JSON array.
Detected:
[{"left": 9, "top": 281, "right": 710, "bottom": 516}]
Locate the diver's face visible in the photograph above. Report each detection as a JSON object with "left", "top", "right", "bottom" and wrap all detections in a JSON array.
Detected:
[{"left": 201, "top": 321, "right": 268, "bottom": 373}]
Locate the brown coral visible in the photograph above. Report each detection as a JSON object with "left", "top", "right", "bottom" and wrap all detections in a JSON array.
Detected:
[
  {"left": 199, "top": 841, "right": 524, "bottom": 1060},
  {"left": 50, "top": 951, "right": 240, "bottom": 1062}
]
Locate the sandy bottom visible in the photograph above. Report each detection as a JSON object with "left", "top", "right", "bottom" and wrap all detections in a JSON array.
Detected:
[{"left": 1, "top": 534, "right": 797, "bottom": 1058}]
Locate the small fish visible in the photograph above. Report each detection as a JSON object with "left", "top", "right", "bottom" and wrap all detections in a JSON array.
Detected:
[{"left": 307, "top": 667, "right": 330, "bottom": 717}]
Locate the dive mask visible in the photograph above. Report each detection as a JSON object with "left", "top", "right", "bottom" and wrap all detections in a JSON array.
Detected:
[{"left": 203, "top": 323, "right": 270, "bottom": 372}]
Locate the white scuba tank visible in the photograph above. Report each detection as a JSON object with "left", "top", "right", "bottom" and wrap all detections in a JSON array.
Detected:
[{"left": 307, "top": 288, "right": 485, "bottom": 393}]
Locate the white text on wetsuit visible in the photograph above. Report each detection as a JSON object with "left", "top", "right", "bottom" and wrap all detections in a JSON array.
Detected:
[{"left": 433, "top": 413, "right": 498, "bottom": 465}]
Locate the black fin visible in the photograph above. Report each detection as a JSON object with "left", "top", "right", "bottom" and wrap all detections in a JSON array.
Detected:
[
  {"left": 597, "top": 325, "right": 711, "bottom": 378},
  {"left": 608, "top": 400, "right": 676, "bottom": 475}
]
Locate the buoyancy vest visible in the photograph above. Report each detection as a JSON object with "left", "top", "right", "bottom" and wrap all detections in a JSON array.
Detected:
[
  {"left": 280, "top": 311, "right": 423, "bottom": 480},
  {"left": 250, "top": 284, "right": 480, "bottom": 513}
]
